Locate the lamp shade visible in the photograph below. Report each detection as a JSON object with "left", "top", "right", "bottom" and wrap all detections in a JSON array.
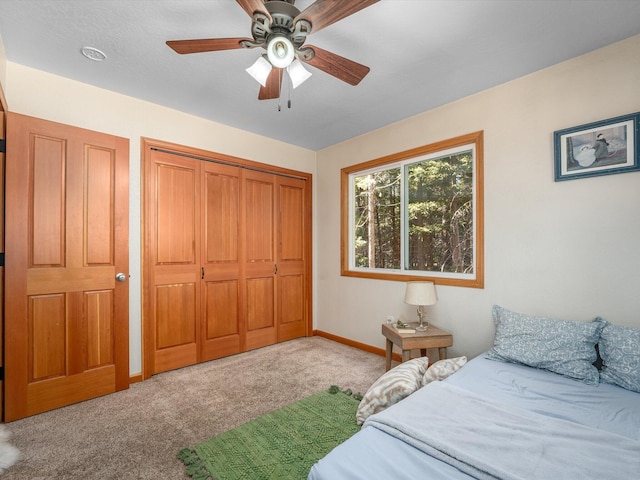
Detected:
[
  {"left": 404, "top": 281, "right": 438, "bottom": 306},
  {"left": 287, "top": 59, "right": 312, "bottom": 89},
  {"left": 267, "top": 35, "right": 294, "bottom": 68},
  {"left": 246, "top": 55, "right": 272, "bottom": 87}
]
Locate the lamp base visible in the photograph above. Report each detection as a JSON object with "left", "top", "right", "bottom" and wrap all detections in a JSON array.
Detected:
[{"left": 416, "top": 322, "right": 428, "bottom": 331}]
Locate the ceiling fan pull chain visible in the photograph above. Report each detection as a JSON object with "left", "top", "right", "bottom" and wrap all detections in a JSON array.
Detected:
[
  {"left": 277, "top": 67, "right": 284, "bottom": 111},
  {"left": 288, "top": 69, "right": 292, "bottom": 109}
]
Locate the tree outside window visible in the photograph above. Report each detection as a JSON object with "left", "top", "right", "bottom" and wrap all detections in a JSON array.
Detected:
[
  {"left": 353, "top": 167, "right": 401, "bottom": 269},
  {"left": 342, "top": 131, "right": 484, "bottom": 288}
]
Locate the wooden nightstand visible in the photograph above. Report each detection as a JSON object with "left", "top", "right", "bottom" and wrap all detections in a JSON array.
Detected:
[{"left": 382, "top": 323, "right": 453, "bottom": 371}]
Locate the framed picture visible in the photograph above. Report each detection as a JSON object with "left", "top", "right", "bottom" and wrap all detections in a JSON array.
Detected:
[{"left": 554, "top": 112, "right": 640, "bottom": 181}]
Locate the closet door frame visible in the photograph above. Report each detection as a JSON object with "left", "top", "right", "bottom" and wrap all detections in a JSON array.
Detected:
[{"left": 141, "top": 138, "right": 312, "bottom": 380}]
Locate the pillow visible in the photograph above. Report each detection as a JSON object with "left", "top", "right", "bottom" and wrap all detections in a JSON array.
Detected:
[
  {"left": 599, "top": 323, "right": 640, "bottom": 393},
  {"left": 356, "top": 356, "right": 429, "bottom": 425},
  {"left": 487, "top": 305, "right": 605, "bottom": 385},
  {"left": 422, "top": 356, "right": 467, "bottom": 386}
]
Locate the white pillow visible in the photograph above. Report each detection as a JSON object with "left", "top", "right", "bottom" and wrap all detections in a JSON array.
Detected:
[
  {"left": 422, "top": 356, "right": 467, "bottom": 386},
  {"left": 356, "top": 357, "right": 429, "bottom": 425}
]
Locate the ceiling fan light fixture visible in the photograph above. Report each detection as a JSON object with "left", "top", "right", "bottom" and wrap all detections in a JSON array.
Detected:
[
  {"left": 246, "top": 55, "right": 273, "bottom": 87},
  {"left": 267, "top": 35, "right": 294, "bottom": 68},
  {"left": 287, "top": 59, "right": 312, "bottom": 89}
]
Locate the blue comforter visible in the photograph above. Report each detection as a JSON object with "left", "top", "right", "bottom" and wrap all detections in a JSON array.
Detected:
[
  {"left": 309, "top": 354, "right": 640, "bottom": 479},
  {"left": 365, "top": 381, "right": 640, "bottom": 479}
]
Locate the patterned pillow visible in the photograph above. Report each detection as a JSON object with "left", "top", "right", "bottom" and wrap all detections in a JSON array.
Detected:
[
  {"left": 356, "top": 357, "right": 429, "bottom": 425},
  {"left": 599, "top": 323, "right": 640, "bottom": 393},
  {"left": 487, "top": 305, "right": 605, "bottom": 385},
  {"left": 422, "top": 356, "right": 467, "bottom": 386}
]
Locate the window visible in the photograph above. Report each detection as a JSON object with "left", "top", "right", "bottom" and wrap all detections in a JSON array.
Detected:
[{"left": 341, "top": 131, "right": 484, "bottom": 288}]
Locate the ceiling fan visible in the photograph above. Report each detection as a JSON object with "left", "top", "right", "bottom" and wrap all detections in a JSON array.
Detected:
[{"left": 166, "top": 0, "right": 379, "bottom": 100}]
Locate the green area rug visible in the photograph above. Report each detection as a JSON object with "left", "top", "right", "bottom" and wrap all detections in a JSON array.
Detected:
[{"left": 178, "top": 387, "right": 362, "bottom": 480}]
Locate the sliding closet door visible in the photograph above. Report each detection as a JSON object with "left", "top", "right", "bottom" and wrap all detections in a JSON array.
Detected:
[
  {"left": 243, "top": 169, "right": 277, "bottom": 351},
  {"left": 147, "top": 149, "right": 201, "bottom": 374},
  {"left": 277, "top": 176, "right": 308, "bottom": 342},
  {"left": 201, "top": 161, "right": 242, "bottom": 361},
  {"left": 143, "top": 139, "right": 311, "bottom": 378}
]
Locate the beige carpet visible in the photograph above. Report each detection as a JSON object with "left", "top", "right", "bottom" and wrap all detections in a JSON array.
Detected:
[{"left": 2, "top": 337, "right": 387, "bottom": 479}]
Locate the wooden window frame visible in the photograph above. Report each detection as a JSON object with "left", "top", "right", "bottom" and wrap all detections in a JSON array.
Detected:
[{"left": 340, "top": 131, "right": 484, "bottom": 288}]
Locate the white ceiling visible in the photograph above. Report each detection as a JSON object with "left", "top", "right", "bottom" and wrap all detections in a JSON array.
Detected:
[{"left": 1, "top": 0, "right": 639, "bottom": 150}]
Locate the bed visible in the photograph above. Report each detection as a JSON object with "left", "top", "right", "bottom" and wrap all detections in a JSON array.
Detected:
[{"left": 309, "top": 306, "right": 640, "bottom": 480}]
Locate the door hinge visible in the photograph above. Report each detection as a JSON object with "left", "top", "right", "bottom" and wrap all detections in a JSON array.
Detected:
[
  {"left": 0, "top": 252, "right": 4, "bottom": 267},
  {"left": 0, "top": 139, "right": 5, "bottom": 153},
  {"left": 0, "top": 366, "right": 4, "bottom": 381}
]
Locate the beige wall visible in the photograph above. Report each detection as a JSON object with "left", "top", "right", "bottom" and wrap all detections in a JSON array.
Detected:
[
  {"left": 2, "top": 33, "right": 639, "bottom": 371},
  {"left": 316, "top": 34, "right": 640, "bottom": 359},
  {"left": 2, "top": 63, "right": 316, "bottom": 375}
]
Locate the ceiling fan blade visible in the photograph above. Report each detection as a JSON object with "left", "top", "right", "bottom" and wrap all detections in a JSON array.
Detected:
[
  {"left": 302, "top": 45, "right": 370, "bottom": 86},
  {"left": 258, "top": 68, "right": 284, "bottom": 100},
  {"left": 166, "top": 38, "right": 252, "bottom": 54},
  {"left": 294, "top": 0, "right": 379, "bottom": 34},
  {"left": 236, "top": 0, "right": 271, "bottom": 19}
]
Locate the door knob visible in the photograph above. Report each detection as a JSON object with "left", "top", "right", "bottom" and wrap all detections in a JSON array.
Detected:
[{"left": 115, "top": 272, "right": 127, "bottom": 282}]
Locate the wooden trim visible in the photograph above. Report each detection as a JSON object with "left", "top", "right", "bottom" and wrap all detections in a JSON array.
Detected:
[
  {"left": 313, "top": 330, "right": 402, "bottom": 362},
  {"left": 0, "top": 79, "right": 7, "bottom": 418},
  {"left": 0, "top": 103, "right": 5, "bottom": 419},
  {"left": 0, "top": 99, "right": 4, "bottom": 249},
  {"left": 339, "top": 269, "right": 483, "bottom": 288},
  {"left": 142, "top": 137, "right": 311, "bottom": 181},
  {"left": 304, "top": 171, "right": 313, "bottom": 342},
  {"left": 0, "top": 81, "right": 8, "bottom": 114},
  {"left": 141, "top": 139, "right": 152, "bottom": 380},
  {"left": 341, "top": 132, "right": 483, "bottom": 175},
  {"left": 129, "top": 374, "right": 143, "bottom": 385},
  {"left": 340, "top": 131, "right": 484, "bottom": 289},
  {"left": 474, "top": 131, "right": 485, "bottom": 289}
]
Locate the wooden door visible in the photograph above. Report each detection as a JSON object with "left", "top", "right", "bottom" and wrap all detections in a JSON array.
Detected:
[
  {"left": 146, "top": 149, "right": 201, "bottom": 374},
  {"left": 243, "top": 169, "right": 277, "bottom": 351},
  {"left": 276, "top": 176, "right": 308, "bottom": 342},
  {"left": 201, "top": 161, "right": 242, "bottom": 361},
  {"left": 4, "top": 113, "right": 129, "bottom": 421}
]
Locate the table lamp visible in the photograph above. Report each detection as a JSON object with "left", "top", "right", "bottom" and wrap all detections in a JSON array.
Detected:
[{"left": 404, "top": 281, "right": 438, "bottom": 331}]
